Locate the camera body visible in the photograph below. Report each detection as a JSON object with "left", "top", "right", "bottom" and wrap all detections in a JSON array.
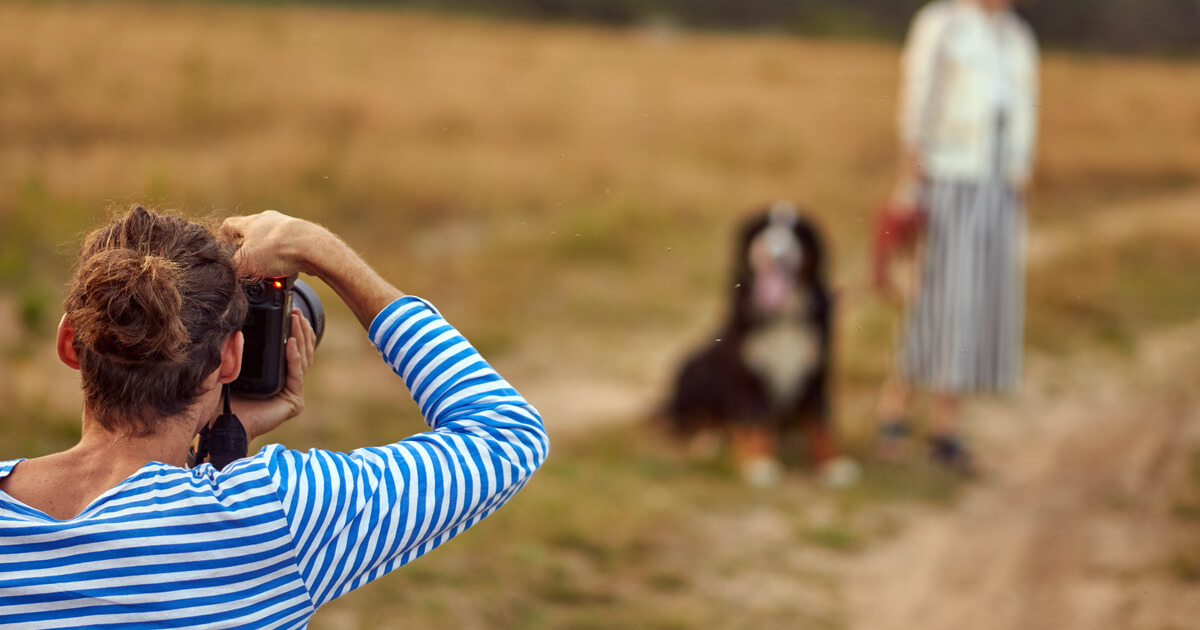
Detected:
[{"left": 232, "top": 275, "right": 324, "bottom": 397}]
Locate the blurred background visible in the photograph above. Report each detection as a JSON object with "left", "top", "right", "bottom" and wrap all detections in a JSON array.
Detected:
[{"left": 2, "top": 1, "right": 1200, "bottom": 628}]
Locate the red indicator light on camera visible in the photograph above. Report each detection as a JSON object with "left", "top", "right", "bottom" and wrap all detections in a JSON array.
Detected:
[{"left": 274, "top": 281, "right": 283, "bottom": 289}]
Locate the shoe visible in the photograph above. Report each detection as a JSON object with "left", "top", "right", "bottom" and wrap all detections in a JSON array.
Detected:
[{"left": 928, "top": 434, "right": 978, "bottom": 477}]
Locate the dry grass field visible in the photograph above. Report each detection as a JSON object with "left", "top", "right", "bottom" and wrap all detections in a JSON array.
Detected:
[{"left": 2, "top": 2, "right": 1200, "bottom": 628}]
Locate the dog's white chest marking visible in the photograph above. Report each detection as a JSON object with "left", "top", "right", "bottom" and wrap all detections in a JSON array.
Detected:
[{"left": 741, "top": 319, "right": 820, "bottom": 405}]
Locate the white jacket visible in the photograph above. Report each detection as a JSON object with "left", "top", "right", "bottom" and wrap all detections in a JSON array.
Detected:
[{"left": 899, "top": 0, "right": 1039, "bottom": 185}]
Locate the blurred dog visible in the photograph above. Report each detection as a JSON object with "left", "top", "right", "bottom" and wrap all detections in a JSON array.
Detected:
[{"left": 662, "top": 202, "right": 856, "bottom": 486}]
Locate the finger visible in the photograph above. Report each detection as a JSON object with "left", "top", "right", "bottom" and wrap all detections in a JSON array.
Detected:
[
  {"left": 219, "top": 216, "right": 248, "bottom": 242},
  {"left": 288, "top": 312, "right": 307, "bottom": 364},
  {"left": 296, "top": 308, "right": 316, "bottom": 362},
  {"left": 283, "top": 338, "right": 305, "bottom": 408},
  {"left": 285, "top": 335, "right": 305, "bottom": 383},
  {"left": 305, "top": 311, "right": 316, "bottom": 354},
  {"left": 281, "top": 338, "right": 305, "bottom": 419},
  {"left": 290, "top": 310, "right": 300, "bottom": 334},
  {"left": 288, "top": 312, "right": 307, "bottom": 369},
  {"left": 223, "top": 222, "right": 268, "bottom": 275},
  {"left": 291, "top": 311, "right": 309, "bottom": 367}
]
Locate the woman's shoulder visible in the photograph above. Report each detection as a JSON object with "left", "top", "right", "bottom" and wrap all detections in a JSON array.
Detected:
[
  {"left": 1004, "top": 11, "right": 1039, "bottom": 48},
  {"left": 909, "top": 1, "right": 968, "bottom": 42},
  {"left": 913, "top": 0, "right": 962, "bottom": 25}
]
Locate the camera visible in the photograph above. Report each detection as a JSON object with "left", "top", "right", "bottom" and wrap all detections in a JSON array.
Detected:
[{"left": 231, "top": 274, "right": 325, "bottom": 397}]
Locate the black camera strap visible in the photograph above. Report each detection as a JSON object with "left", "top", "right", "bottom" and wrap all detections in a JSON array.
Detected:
[{"left": 192, "top": 384, "right": 249, "bottom": 471}]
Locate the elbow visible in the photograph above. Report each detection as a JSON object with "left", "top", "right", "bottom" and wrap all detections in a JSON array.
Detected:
[
  {"left": 500, "top": 401, "right": 549, "bottom": 473},
  {"left": 527, "top": 407, "right": 550, "bottom": 471}
]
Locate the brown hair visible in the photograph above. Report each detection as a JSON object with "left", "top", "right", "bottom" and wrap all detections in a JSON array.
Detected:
[{"left": 65, "top": 206, "right": 248, "bottom": 435}]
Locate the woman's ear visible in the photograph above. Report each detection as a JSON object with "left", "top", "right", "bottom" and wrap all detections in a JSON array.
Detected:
[
  {"left": 56, "top": 315, "right": 80, "bottom": 370},
  {"left": 218, "top": 331, "right": 244, "bottom": 384}
]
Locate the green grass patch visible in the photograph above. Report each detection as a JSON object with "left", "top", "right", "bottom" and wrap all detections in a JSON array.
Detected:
[
  {"left": 1170, "top": 552, "right": 1200, "bottom": 583},
  {"left": 803, "top": 522, "right": 864, "bottom": 553},
  {"left": 1027, "top": 230, "right": 1200, "bottom": 355}
]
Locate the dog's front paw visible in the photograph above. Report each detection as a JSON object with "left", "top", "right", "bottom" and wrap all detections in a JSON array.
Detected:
[
  {"left": 741, "top": 456, "right": 784, "bottom": 487},
  {"left": 820, "top": 456, "right": 862, "bottom": 488}
]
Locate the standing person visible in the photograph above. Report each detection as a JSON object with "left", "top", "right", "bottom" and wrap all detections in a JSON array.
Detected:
[
  {"left": 876, "top": 0, "right": 1039, "bottom": 473},
  {"left": 0, "top": 207, "right": 548, "bottom": 628}
]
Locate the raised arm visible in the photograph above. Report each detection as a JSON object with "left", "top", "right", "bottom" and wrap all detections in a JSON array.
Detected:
[{"left": 220, "top": 211, "right": 549, "bottom": 607}]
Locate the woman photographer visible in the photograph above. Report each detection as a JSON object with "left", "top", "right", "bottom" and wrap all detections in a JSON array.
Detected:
[{"left": 0, "top": 206, "right": 548, "bottom": 628}]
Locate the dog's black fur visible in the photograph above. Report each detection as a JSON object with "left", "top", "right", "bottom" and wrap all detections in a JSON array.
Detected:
[{"left": 663, "top": 203, "right": 836, "bottom": 467}]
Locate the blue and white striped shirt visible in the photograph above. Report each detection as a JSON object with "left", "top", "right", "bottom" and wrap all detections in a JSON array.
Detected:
[{"left": 0, "top": 296, "right": 548, "bottom": 629}]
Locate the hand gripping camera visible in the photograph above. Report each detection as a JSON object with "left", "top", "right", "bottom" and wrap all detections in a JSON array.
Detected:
[
  {"left": 232, "top": 274, "right": 325, "bottom": 397},
  {"left": 196, "top": 275, "right": 324, "bottom": 470}
]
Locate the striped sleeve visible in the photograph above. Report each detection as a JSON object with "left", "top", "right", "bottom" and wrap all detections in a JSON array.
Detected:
[{"left": 262, "top": 296, "right": 548, "bottom": 607}]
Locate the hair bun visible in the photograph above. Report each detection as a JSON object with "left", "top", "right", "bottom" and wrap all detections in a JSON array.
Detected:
[{"left": 71, "top": 248, "right": 191, "bottom": 363}]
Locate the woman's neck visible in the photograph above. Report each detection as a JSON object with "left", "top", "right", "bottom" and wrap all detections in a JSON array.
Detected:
[
  {"left": 74, "top": 419, "right": 194, "bottom": 469},
  {"left": 0, "top": 408, "right": 207, "bottom": 520}
]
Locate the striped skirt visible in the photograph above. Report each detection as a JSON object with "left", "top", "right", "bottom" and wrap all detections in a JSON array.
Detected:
[{"left": 899, "top": 177, "right": 1026, "bottom": 393}]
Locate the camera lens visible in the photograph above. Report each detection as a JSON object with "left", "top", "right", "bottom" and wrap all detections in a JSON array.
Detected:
[{"left": 291, "top": 279, "right": 325, "bottom": 348}]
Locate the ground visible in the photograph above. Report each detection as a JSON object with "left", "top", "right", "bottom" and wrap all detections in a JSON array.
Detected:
[
  {"left": 1, "top": 4, "right": 1199, "bottom": 626},
  {"left": 848, "top": 320, "right": 1200, "bottom": 630}
]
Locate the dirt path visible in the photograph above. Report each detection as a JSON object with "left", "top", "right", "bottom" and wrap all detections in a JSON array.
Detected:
[
  {"left": 845, "top": 320, "right": 1200, "bottom": 629},
  {"left": 843, "top": 191, "right": 1200, "bottom": 630}
]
